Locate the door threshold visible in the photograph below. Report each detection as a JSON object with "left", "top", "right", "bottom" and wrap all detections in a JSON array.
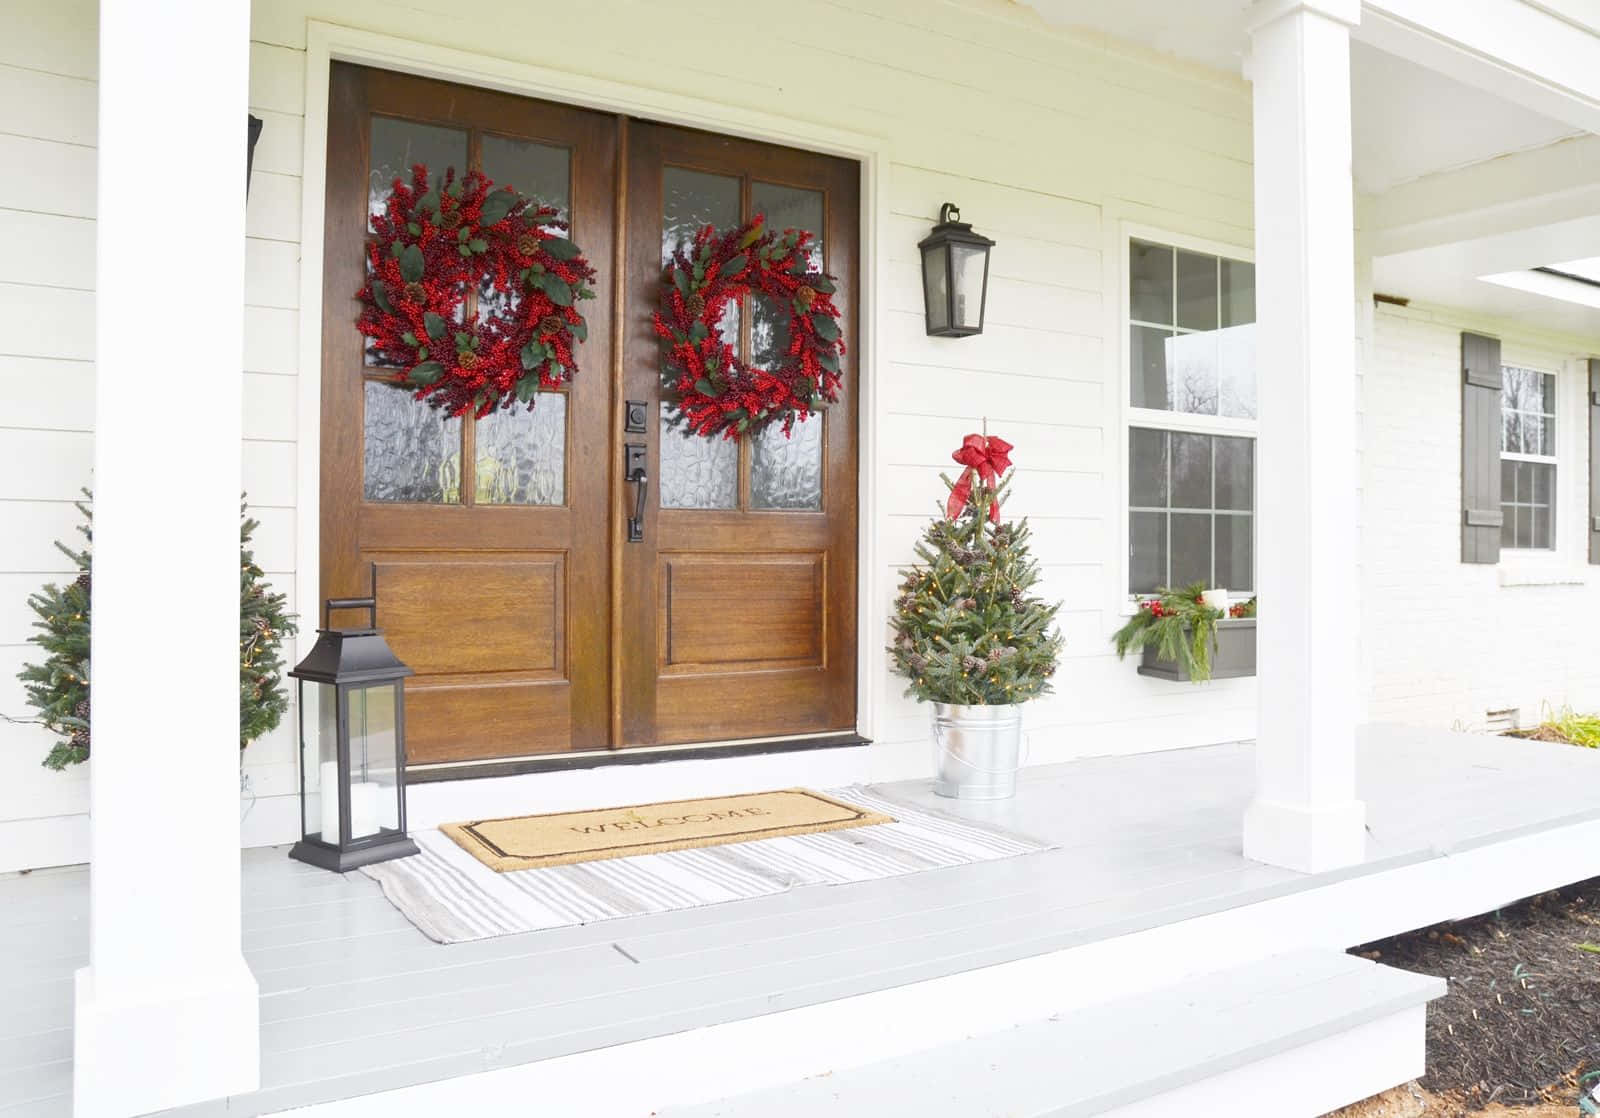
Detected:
[{"left": 406, "top": 733, "right": 871, "bottom": 784}]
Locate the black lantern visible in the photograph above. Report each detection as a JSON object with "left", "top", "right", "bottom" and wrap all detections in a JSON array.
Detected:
[
  {"left": 919, "top": 202, "right": 994, "bottom": 337},
  {"left": 288, "top": 588, "right": 417, "bottom": 872}
]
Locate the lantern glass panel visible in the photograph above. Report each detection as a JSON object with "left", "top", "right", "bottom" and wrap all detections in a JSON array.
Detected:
[
  {"left": 951, "top": 243, "right": 988, "bottom": 332},
  {"left": 299, "top": 681, "right": 338, "bottom": 844},
  {"left": 921, "top": 244, "right": 950, "bottom": 333},
  {"left": 347, "top": 683, "right": 401, "bottom": 838}
]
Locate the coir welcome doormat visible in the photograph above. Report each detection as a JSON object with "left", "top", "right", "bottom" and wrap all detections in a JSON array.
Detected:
[{"left": 441, "top": 788, "right": 893, "bottom": 872}]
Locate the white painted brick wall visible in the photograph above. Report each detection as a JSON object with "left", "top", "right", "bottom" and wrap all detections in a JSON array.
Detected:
[{"left": 1362, "top": 303, "right": 1600, "bottom": 731}]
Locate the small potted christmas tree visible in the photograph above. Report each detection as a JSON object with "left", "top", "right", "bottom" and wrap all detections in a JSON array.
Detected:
[{"left": 888, "top": 434, "right": 1063, "bottom": 799}]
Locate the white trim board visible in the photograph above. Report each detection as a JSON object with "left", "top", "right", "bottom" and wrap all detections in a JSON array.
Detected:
[
  {"left": 293, "top": 21, "right": 890, "bottom": 756},
  {"left": 267, "top": 803, "right": 1600, "bottom": 1118}
]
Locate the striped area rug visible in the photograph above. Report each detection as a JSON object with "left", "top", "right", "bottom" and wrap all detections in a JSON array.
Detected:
[{"left": 362, "top": 787, "right": 1051, "bottom": 944}]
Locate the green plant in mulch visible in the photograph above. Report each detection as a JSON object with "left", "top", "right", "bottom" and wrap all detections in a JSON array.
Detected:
[
  {"left": 1110, "top": 582, "right": 1225, "bottom": 682},
  {"left": 1534, "top": 705, "right": 1600, "bottom": 749},
  {"left": 15, "top": 494, "right": 297, "bottom": 770}
]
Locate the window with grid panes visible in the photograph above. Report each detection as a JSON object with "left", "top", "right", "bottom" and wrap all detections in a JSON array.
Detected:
[
  {"left": 1127, "top": 237, "right": 1256, "bottom": 595},
  {"left": 1500, "top": 364, "right": 1557, "bottom": 551}
]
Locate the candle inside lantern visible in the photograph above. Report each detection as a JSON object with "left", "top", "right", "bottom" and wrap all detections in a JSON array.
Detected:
[{"left": 319, "top": 760, "right": 382, "bottom": 842}]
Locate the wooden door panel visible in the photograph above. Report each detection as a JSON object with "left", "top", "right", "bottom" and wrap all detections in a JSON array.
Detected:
[
  {"left": 620, "top": 121, "right": 859, "bottom": 747},
  {"left": 660, "top": 553, "right": 824, "bottom": 670},
  {"left": 406, "top": 680, "right": 572, "bottom": 763},
  {"left": 321, "top": 64, "right": 614, "bottom": 762},
  {"left": 374, "top": 555, "right": 564, "bottom": 677}
]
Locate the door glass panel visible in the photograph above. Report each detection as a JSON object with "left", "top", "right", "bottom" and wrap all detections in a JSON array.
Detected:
[
  {"left": 481, "top": 136, "right": 570, "bottom": 220},
  {"left": 475, "top": 393, "right": 567, "bottom": 505},
  {"left": 662, "top": 166, "right": 740, "bottom": 260},
  {"left": 751, "top": 182, "right": 823, "bottom": 269},
  {"left": 362, "top": 381, "right": 462, "bottom": 503},
  {"left": 660, "top": 403, "right": 738, "bottom": 509},
  {"left": 660, "top": 166, "right": 741, "bottom": 510},
  {"left": 368, "top": 117, "right": 468, "bottom": 230},
  {"left": 753, "top": 414, "right": 823, "bottom": 510}
]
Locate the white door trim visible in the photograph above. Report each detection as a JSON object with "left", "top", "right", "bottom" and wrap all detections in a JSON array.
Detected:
[{"left": 295, "top": 21, "right": 890, "bottom": 749}]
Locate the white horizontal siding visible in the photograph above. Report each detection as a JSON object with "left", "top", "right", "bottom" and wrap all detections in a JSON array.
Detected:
[{"left": 0, "top": 0, "right": 1269, "bottom": 867}]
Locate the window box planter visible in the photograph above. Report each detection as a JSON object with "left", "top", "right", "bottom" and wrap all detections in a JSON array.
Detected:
[{"left": 1137, "top": 617, "right": 1256, "bottom": 682}]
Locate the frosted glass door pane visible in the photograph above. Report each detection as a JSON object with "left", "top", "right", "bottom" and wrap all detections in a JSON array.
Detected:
[
  {"left": 753, "top": 414, "right": 823, "bottom": 510},
  {"left": 662, "top": 167, "right": 739, "bottom": 261},
  {"left": 660, "top": 167, "right": 741, "bottom": 509},
  {"left": 751, "top": 182, "right": 823, "bottom": 268},
  {"left": 363, "top": 381, "right": 462, "bottom": 503},
  {"left": 475, "top": 393, "right": 567, "bottom": 505},
  {"left": 368, "top": 117, "right": 467, "bottom": 229},
  {"left": 481, "top": 136, "right": 570, "bottom": 218},
  {"left": 660, "top": 403, "right": 737, "bottom": 509}
]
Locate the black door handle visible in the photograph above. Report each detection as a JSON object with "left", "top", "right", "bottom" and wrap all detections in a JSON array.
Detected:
[{"left": 625, "top": 442, "right": 648, "bottom": 543}]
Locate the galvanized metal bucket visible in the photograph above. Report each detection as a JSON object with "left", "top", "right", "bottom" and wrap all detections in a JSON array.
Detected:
[{"left": 931, "top": 702, "right": 1025, "bottom": 800}]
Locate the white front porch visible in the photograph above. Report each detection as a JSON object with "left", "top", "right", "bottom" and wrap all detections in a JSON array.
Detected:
[{"left": 8, "top": 725, "right": 1600, "bottom": 1116}]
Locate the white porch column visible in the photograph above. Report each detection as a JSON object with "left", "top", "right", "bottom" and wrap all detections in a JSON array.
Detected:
[
  {"left": 1241, "top": 0, "right": 1368, "bottom": 874},
  {"left": 75, "top": 2, "right": 258, "bottom": 1115}
]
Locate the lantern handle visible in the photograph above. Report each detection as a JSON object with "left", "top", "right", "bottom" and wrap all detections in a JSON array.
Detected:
[
  {"left": 324, "top": 597, "right": 377, "bottom": 630},
  {"left": 939, "top": 202, "right": 960, "bottom": 225}
]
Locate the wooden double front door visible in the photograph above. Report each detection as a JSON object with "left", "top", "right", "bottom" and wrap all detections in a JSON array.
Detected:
[{"left": 320, "top": 64, "right": 859, "bottom": 765}]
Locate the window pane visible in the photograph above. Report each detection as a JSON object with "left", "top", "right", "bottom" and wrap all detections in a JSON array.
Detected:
[
  {"left": 368, "top": 117, "right": 467, "bottom": 230},
  {"left": 1540, "top": 373, "right": 1557, "bottom": 415},
  {"left": 660, "top": 402, "right": 737, "bottom": 509},
  {"left": 1175, "top": 251, "right": 1218, "bottom": 331},
  {"left": 751, "top": 182, "right": 823, "bottom": 270},
  {"left": 1166, "top": 331, "right": 1220, "bottom": 415},
  {"left": 1532, "top": 461, "right": 1553, "bottom": 505},
  {"left": 475, "top": 392, "right": 566, "bottom": 505},
  {"left": 1129, "top": 428, "right": 1168, "bottom": 507},
  {"left": 1532, "top": 507, "right": 1551, "bottom": 550},
  {"left": 1129, "top": 240, "right": 1173, "bottom": 324},
  {"left": 1220, "top": 258, "right": 1255, "bottom": 327},
  {"left": 1129, "top": 511, "right": 1167, "bottom": 593},
  {"left": 1500, "top": 502, "right": 1515, "bottom": 549},
  {"left": 1215, "top": 514, "right": 1252, "bottom": 593},
  {"left": 752, "top": 414, "right": 823, "bottom": 510},
  {"left": 1215, "top": 436, "right": 1254, "bottom": 510},
  {"left": 1171, "top": 433, "right": 1212, "bottom": 508},
  {"left": 1522, "top": 413, "right": 1545, "bottom": 457},
  {"left": 1218, "top": 324, "right": 1257, "bottom": 419},
  {"left": 1502, "top": 409, "right": 1522, "bottom": 454},
  {"left": 1130, "top": 325, "right": 1173, "bottom": 409},
  {"left": 1170, "top": 513, "right": 1211, "bottom": 588},
  {"left": 363, "top": 381, "right": 462, "bottom": 503},
  {"left": 1515, "top": 503, "right": 1532, "bottom": 549},
  {"left": 1501, "top": 459, "right": 1517, "bottom": 503},
  {"left": 481, "top": 136, "right": 570, "bottom": 222}
]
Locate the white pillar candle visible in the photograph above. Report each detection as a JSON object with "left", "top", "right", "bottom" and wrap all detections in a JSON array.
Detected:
[
  {"left": 1202, "top": 588, "right": 1230, "bottom": 614},
  {"left": 319, "top": 761, "right": 383, "bottom": 841}
]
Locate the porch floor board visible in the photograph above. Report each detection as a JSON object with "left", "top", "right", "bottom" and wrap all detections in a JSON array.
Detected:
[{"left": 4, "top": 726, "right": 1600, "bottom": 1116}]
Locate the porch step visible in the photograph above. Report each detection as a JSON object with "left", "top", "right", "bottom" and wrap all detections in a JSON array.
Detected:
[{"left": 662, "top": 951, "right": 1445, "bottom": 1118}]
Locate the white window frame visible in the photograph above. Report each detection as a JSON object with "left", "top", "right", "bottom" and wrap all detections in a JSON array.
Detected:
[
  {"left": 1499, "top": 361, "right": 1559, "bottom": 554},
  {"left": 1114, "top": 223, "right": 1258, "bottom": 612}
]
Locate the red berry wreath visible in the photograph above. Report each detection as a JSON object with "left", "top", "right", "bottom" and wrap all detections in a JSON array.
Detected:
[
  {"left": 654, "top": 217, "right": 845, "bottom": 440},
  {"left": 357, "top": 164, "right": 598, "bottom": 418}
]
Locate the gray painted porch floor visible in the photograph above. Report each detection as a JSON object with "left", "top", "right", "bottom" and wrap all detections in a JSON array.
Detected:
[{"left": 5, "top": 725, "right": 1600, "bottom": 1116}]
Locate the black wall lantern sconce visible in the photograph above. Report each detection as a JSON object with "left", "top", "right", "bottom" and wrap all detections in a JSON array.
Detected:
[
  {"left": 288, "top": 581, "right": 418, "bottom": 872},
  {"left": 919, "top": 202, "right": 994, "bottom": 337}
]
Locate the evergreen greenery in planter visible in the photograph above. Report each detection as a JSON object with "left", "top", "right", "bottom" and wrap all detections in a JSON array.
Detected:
[
  {"left": 888, "top": 450, "right": 1063, "bottom": 705},
  {"left": 1111, "top": 582, "right": 1227, "bottom": 683},
  {"left": 17, "top": 495, "right": 297, "bottom": 770}
]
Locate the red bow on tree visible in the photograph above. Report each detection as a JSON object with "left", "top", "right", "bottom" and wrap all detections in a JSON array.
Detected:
[{"left": 946, "top": 433, "right": 1014, "bottom": 523}]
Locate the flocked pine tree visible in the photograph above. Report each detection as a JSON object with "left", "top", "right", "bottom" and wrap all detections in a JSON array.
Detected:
[
  {"left": 889, "top": 435, "right": 1063, "bottom": 706},
  {"left": 16, "top": 495, "right": 297, "bottom": 770}
]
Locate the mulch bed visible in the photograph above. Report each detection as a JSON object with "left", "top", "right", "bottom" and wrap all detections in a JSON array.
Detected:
[{"left": 1350, "top": 877, "right": 1600, "bottom": 1110}]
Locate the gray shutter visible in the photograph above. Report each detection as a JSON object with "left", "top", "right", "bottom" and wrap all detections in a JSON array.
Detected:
[
  {"left": 1461, "top": 331, "right": 1503, "bottom": 564},
  {"left": 1590, "top": 357, "right": 1600, "bottom": 564}
]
